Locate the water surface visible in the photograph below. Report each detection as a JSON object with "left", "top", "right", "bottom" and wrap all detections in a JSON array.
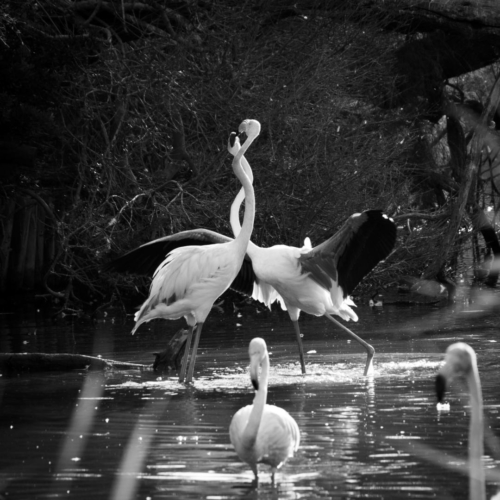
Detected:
[{"left": 1, "top": 298, "right": 500, "bottom": 499}]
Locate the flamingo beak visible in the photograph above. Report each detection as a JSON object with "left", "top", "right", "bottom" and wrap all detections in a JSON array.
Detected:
[
  {"left": 228, "top": 131, "right": 238, "bottom": 147},
  {"left": 250, "top": 357, "right": 259, "bottom": 391},
  {"left": 435, "top": 373, "right": 446, "bottom": 403}
]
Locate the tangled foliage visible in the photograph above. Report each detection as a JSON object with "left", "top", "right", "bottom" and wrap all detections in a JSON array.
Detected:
[{"left": 1, "top": 1, "right": 428, "bottom": 312}]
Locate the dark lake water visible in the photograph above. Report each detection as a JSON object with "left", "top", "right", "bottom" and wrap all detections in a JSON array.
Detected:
[{"left": 1, "top": 292, "right": 500, "bottom": 500}]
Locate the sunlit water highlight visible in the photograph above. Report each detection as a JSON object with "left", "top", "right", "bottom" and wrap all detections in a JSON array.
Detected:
[{"left": 1, "top": 300, "right": 500, "bottom": 499}]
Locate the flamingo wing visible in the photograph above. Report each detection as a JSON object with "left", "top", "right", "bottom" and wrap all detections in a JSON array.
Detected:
[
  {"left": 256, "top": 406, "right": 300, "bottom": 466},
  {"left": 103, "top": 228, "right": 257, "bottom": 296},
  {"left": 299, "top": 210, "right": 397, "bottom": 297}
]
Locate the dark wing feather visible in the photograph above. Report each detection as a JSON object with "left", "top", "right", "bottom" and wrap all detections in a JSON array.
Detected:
[
  {"left": 102, "top": 229, "right": 234, "bottom": 277},
  {"left": 299, "top": 210, "right": 397, "bottom": 297},
  {"left": 103, "top": 228, "right": 257, "bottom": 296}
]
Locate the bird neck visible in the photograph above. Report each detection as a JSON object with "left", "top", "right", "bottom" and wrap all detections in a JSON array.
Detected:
[
  {"left": 229, "top": 155, "right": 259, "bottom": 256},
  {"left": 242, "top": 354, "right": 269, "bottom": 446},
  {"left": 467, "top": 364, "right": 485, "bottom": 500},
  {"left": 229, "top": 187, "right": 245, "bottom": 236},
  {"left": 231, "top": 137, "right": 256, "bottom": 256}
]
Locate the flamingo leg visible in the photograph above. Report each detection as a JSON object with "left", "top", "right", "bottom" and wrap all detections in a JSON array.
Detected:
[
  {"left": 251, "top": 465, "right": 259, "bottom": 486},
  {"left": 178, "top": 325, "right": 195, "bottom": 382},
  {"left": 291, "top": 321, "right": 306, "bottom": 374},
  {"left": 324, "top": 313, "right": 375, "bottom": 376},
  {"left": 185, "top": 322, "right": 204, "bottom": 383},
  {"left": 251, "top": 472, "right": 259, "bottom": 488}
]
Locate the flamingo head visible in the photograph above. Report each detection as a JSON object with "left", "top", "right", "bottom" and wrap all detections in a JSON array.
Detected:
[
  {"left": 249, "top": 337, "right": 267, "bottom": 391},
  {"left": 435, "top": 342, "right": 476, "bottom": 403},
  {"left": 238, "top": 119, "right": 261, "bottom": 140}
]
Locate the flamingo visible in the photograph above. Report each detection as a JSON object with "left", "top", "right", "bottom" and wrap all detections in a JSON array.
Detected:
[
  {"left": 226, "top": 141, "right": 396, "bottom": 375},
  {"left": 105, "top": 119, "right": 260, "bottom": 383},
  {"left": 435, "top": 342, "right": 486, "bottom": 500},
  {"left": 229, "top": 337, "right": 300, "bottom": 484},
  {"left": 105, "top": 137, "right": 396, "bottom": 377}
]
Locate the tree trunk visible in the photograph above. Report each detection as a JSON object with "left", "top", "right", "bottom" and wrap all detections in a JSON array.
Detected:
[
  {"left": 424, "top": 74, "right": 500, "bottom": 280},
  {"left": 13, "top": 198, "right": 33, "bottom": 291},
  {"left": 35, "top": 203, "right": 46, "bottom": 288},
  {"left": 24, "top": 204, "right": 38, "bottom": 290},
  {"left": 470, "top": 208, "right": 500, "bottom": 287},
  {"left": 0, "top": 197, "right": 16, "bottom": 294}
]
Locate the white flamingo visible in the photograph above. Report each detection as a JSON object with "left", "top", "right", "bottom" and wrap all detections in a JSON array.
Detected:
[
  {"left": 436, "top": 342, "right": 486, "bottom": 500},
  {"left": 226, "top": 142, "right": 396, "bottom": 375},
  {"left": 229, "top": 337, "right": 300, "bottom": 484},
  {"left": 105, "top": 131, "right": 396, "bottom": 377},
  {"left": 107, "top": 119, "right": 260, "bottom": 383}
]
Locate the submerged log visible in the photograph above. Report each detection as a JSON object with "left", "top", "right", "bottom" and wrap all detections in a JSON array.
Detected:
[
  {"left": 152, "top": 328, "right": 188, "bottom": 373},
  {"left": 0, "top": 328, "right": 188, "bottom": 374},
  {"left": 0, "top": 353, "right": 150, "bottom": 374}
]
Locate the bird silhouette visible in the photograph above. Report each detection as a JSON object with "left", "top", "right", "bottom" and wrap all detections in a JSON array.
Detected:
[
  {"left": 229, "top": 337, "right": 300, "bottom": 484},
  {"left": 104, "top": 119, "right": 260, "bottom": 383},
  {"left": 105, "top": 131, "right": 396, "bottom": 376},
  {"left": 436, "top": 342, "right": 486, "bottom": 500}
]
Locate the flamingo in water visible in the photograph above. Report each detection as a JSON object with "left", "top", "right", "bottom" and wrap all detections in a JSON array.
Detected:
[
  {"left": 105, "top": 132, "right": 396, "bottom": 377},
  {"left": 226, "top": 141, "right": 396, "bottom": 375},
  {"left": 229, "top": 337, "right": 300, "bottom": 484},
  {"left": 105, "top": 119, "right": 260, "bottom": 383},
  {"left": 436, "top": 342, "right": 487, "bottom": 500}
]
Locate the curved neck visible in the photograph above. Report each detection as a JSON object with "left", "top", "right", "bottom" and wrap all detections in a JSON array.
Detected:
[
  {"left": 229, "top": 188, "right": 246, "bottom": 237},
  {"left": 230, "top": 144, "right": 253, "bottom": 235},
  {"left": 231, "top": 135, "right": 256, "bottom": 254},
  {"left": 243, "top": 354, "right": 269, "bottom": 445},
  {"left": 467, "top": 365, "right": 485, "bottom": 500},
  {"left": 229, "top": 149, "right": 259, "bottom": 254}
]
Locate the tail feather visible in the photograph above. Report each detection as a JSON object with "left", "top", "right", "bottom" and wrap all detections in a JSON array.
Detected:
[
  {"left": 337, "top": 302, "right": 358, "bottom": 321},
  {"left": 252, "top": 281, "right": 286, "bottom": 310},
  {"left": 132, "top": 302, "right": 170, "bottom": 334}
]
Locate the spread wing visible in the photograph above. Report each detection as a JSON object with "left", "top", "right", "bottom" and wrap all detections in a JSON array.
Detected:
[
  {"left": 299, "top": 210, "right": 397, "bottom": 297},
  {"left": 103, "top": 228, "right": 257, "bottom": 296}
]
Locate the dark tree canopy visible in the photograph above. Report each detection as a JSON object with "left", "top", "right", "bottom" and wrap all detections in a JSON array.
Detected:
[{"left": 1, "top": 0, "right": 500, "bottom": 313}]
